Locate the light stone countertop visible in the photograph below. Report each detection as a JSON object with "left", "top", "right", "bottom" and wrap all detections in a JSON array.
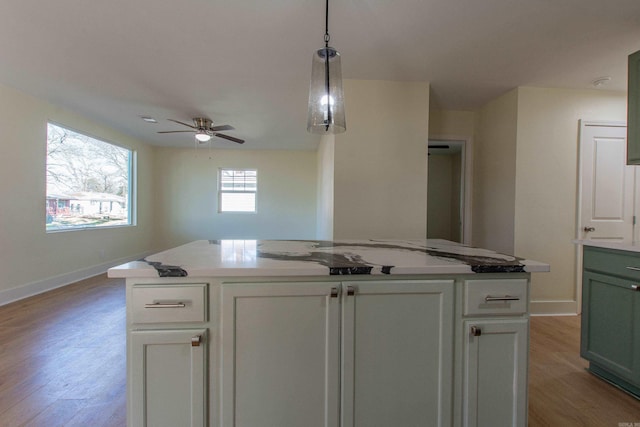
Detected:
[{"left": 108, "top": 239, "right": 550, "bottom": 278}]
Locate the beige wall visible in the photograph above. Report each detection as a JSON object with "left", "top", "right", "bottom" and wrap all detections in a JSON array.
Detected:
[
  {"left": 316, "top": 135, "right": 334, "bottom": 240},
  {"left": 334, "top": 80, "right": 430, "bottom": 239},
  {"left": 473, "top": 89, "right": 519, "bottom": 255},
  {"left": 153, "top": 147, "right": 318, "bottom": 247},
  {"left": 427, "top": 154, "right": 453, "bottom": 240},
  {"left": 429, "top": 109, "right": 476, "bottom": 138},
  {"left": 0, "top": 83, "right": 156, "bottom": 304},
  {"left": 514, "top": 86, "right": 627, "bottom": 314}
]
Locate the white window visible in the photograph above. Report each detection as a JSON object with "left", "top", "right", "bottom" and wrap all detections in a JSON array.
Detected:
[
  {"left": 219, "top": 169, "right": 257, "bottom": 213},
  {"left": 46, "top": 122, "right": 134, "bottom": 232}
]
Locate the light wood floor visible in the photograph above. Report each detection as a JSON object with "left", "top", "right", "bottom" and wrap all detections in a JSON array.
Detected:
[
  {"left": 528, "top": 315, "right": 640, "bottom": 426},
  {"left": 0, "top": 275, "right": 638, "bottom": 426}
]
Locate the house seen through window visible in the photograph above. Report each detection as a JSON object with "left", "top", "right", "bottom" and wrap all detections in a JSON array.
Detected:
[
  {"left": 46, "top": 122, "right": 134, "bottom": 231},
  {"left": 219, "top": 169, "right": 257, "bottom": 212}
]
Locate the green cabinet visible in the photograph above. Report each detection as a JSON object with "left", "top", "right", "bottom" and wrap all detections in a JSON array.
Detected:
[
  {"left": 581, "top": 246, "right": 640, "bottom": 397},
  {"left": 628, "top": 50, "right": 640, "bottom": 164}
]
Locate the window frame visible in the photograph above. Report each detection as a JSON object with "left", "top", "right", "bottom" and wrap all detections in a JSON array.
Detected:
[
  {"left": 45, "top": 121, "right": 136, "bottom": 233},
  {"left": 218, "top": 168, "right": 258, "bottom": 214}
]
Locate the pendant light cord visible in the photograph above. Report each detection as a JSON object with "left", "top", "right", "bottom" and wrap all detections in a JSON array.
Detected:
[{"left": 324, "top": 0, "right": 330, "bottom": 47}]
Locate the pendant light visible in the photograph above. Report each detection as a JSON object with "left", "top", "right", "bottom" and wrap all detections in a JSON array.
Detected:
[{"left": 307, "top": 0, "right": 346, "bottom": 134}]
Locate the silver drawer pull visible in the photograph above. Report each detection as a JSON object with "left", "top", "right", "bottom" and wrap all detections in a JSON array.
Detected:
[
  {"left": 485, "top": 295, "right": 520, "bottom": 302},
  {"left": 626, "top": 266, "right": 640, "bottom": 272},
  {"left": 191, "top": 335, "right": 202, "bottom": 347},
  {"left": 470, "top": 326, "right": 482, "bottom": 337},
  {"left": 632, "top": 285, "right": 639, "bottom": 291},
  {"left": 144, "top": 302, "right": 186, "bottom": 308}
]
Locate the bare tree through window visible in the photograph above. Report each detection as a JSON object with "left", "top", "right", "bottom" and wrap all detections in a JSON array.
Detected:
[{"left": 46, "top": 123, "right": 133, "bottom": 231}]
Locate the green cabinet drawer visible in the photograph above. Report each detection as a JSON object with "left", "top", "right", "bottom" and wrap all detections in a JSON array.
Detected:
[{"left": 583, "top": 246, "right": 640, "bottom": 281}]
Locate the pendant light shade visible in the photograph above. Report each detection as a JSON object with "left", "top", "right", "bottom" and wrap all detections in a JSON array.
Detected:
[{"left": 307, "top": 0, "right": 346, "bottom": 134}]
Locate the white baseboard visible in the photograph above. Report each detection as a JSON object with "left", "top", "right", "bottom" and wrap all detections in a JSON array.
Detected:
[
  {"left": 0, "top": 252, "right": 152, "bottom": 307},
  {"left": 530, "top": 299, "right": 578, "bottom": 316}
]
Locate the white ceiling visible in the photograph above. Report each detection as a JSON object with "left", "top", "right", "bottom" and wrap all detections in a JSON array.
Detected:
[{"left": 2, "top": 0, "right": 640, "bottom": 150}]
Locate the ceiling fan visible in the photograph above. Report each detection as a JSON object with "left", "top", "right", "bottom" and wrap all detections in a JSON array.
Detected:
[{"left": 158, "top": 118, "right": 244, "bottom": 144}]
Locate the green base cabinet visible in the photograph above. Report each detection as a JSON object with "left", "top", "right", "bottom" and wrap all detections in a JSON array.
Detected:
[{"left": 581, "top": 246, "right": 640, "bottom": 397}]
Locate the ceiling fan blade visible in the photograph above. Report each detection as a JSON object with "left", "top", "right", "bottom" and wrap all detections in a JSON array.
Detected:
[
  {"left": 215, "top": 133, "right": 245, "bottom": 144},
  {"left": 209, "top": 124, "right": 234, "bottom": 132},
  {"left": 157, "top": 130, "right": 195, "bottom": 134},
  {"left": 167, "top": 118, "right": 197, "bottom": 129}
]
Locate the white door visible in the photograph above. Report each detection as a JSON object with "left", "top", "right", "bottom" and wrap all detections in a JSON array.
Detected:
[
  {"left": 579, "top": 121, "right": 634, "bottom": 243},
  {"left": 341, "top": 280, "right": 454, "bottom": 427},
  {"left": 220, "top": 282, "right": 340, "bottom": 427}
]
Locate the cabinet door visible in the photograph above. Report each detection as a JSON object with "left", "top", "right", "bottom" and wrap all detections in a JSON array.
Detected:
[
  {"left": 628, "top": 50, "right": 640, "bottom": 164},
  {"left": 581, "top": 271, "right": 640, "bottom": 383},
  {"left": 221, "top": 282, "right": 340, "bottom": 427},
  {"left": 463, "top": 319, "right": 528, "bottom": 427},
  {"left": 341, "top": 280, "right": 454, "bottom": 427},
  {"left": 129, "top": 329, "right": 207, "bottom": 427}
]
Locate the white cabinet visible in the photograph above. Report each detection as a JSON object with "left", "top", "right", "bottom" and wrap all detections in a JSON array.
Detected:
[
  {"left": 462, "top": 319, "right": 528, "bottom": 427},
  {"left": 127, "top": 283, "right": 209, "bottom": 427},
  {"left": 341, "top": 280, "right": 454, "bottom": 427},
  {"left": 221, "top": 282, "right": 341, "bottom": 427},
  {"left": 220, "top": 280, "right": 454, "bottom": 427},
  {"left": 130, "top": 329, "right": 208, "bottom": 427},
  {"left": 460, "top": 279, "right": 529, "bottom": 427}
]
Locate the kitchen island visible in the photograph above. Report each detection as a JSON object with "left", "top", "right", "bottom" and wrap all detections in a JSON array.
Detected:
[{"left": 109, "top": 239, "right": 549, "bottom": 427}]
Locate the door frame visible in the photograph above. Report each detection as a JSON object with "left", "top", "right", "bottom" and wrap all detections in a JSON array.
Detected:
[
  {"left": 428, "top": 135, "right": 473, "bottom": 245},
  {"left": 576, "top": 120, "right": 628, "bottom": 314}
]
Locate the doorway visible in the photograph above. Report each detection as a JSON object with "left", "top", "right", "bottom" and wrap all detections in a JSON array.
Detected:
[{"left": 427, "top": 139, "right": 468, "bottom": 243}]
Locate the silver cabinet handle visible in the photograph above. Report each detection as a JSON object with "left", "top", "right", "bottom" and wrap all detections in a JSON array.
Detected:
[
  {"left": 330, "top": 287, "right": 339, "bottom": 298},
  {"left": 583, "top": 226, "right": 595, "bottom": 232},
  {"left": 626, "top": 266, "right": 640, "bottom": 272},
  {"left": 144, "top": 302, "right": 186, "bottom": 308},
  {"left": 347, "top": 286, "right": 356, "bottom": 296},
  {"left": 470, "top": 326, "right": 482, "bottom": 337},
  {"left": 632, "top": 285, "right": 640, "bottom": 291},
  {"left": 485, "top": 295, "right": 520, "bottom": 302},
  {"left": 191, "top": 335, "right": 202, "bottom": 347}
]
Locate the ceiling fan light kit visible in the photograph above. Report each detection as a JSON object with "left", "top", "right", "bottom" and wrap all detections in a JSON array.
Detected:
[
  {"left": 307, "top": 0, "right": 346, "bottom": 135},
  {"left": 195, "top": 130, "right": 212, "bottom": 142}
]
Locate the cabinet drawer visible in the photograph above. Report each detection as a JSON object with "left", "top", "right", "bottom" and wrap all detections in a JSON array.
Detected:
[
  {"left": 131, "top": 284, "right": 207, "bottom": 323},
  {"left": 464, "top": 279, "right": 527, "bottom": 316},
  {"left": 584, "top": 246, "right": 640, "bottom": 281}
]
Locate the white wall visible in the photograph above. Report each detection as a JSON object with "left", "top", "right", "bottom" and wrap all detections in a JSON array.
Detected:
[
  {"left": 0, "top": 83, "right": 157, "bottom": 305},
  {"left": 514, "top": 86, "right": 627, "bottom": 314},
  {"left": 473, "top": 89, "right": 519, "bottom": 255},
  {"left": 153, "top": 147, "right": 318, "bottom": 247},
  {"left": 333, "top": 80, "right": 430, "bottom": 239}
]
